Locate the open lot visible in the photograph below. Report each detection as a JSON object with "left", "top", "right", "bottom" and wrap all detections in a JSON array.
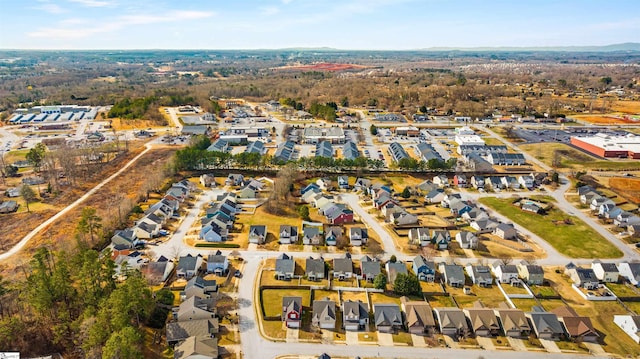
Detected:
[
  {"left": 479, "top": 197, "right": 622, "bottom": 258},
  {"left": 448, "top": 285, "right": 509, "bottom": 308},
  {"left": 262, "top": 288, "right": 311, "bottom": 317},
  {"left": 519, "top": 142, "right": 640, "bottom": 171}
]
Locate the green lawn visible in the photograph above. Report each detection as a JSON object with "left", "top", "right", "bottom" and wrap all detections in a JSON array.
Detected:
[
  {"left": 530, "top": 285, "right": 558, "bottom": 297},
  {"left": 511, "top": 298, "right": 539, "bottom": 312},
  {"left": 479, "top": 197, "right": 622, "bottom": 259},
  {"left": 262, "top": 288, "right": 310, "bottom": 317},
  {"left": 606, "top": 283, "right": 640, "bottom": 297}
]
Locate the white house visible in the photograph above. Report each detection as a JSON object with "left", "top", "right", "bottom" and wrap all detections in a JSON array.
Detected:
[
  {"left": 492, "top": 262, "right": 520, "bottom": 284},
  {"left": 591, "top": 260, "right": 619, "bottom": 283},
  {"left": 613, "top": 315, "right": 640, "bottom": 344},
  {"left": 618, "top": 262, "right": 640, "bottom": 286}
]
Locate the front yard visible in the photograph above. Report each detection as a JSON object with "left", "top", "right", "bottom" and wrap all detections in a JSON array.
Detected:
[{"left": 479, "top": 197, "right": 622, "bottom": 258}]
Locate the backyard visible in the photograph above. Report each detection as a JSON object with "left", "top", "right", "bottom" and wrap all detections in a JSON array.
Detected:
[{"left": 479, "top": 197, "right": 622, "bottom": 258}]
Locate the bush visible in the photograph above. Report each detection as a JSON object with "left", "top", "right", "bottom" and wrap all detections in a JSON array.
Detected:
[
  {"left": 155, "top": 289, "right": 174, "bottom": 306},
  {"left": 147, "top": 307, "right": 169, "bottom": 329},
  {"left": 131, "top": 205, "right": 144, "bottom": 214},
  {"left": 194, "top": 242, "right": 241, "bottom": 248}
]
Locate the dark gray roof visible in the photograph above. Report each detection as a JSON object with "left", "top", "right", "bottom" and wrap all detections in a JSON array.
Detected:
[
  {"left": 342, "top": 141, "right": 361, "bottom": 160},
  {"left": 315, "top": 141, "right": 333, "bottom": 158},
  {"left": 333, "top": 257, "right": 353, "bottom": 273},
  {"left": 389, "top": 142, "right": 409, "bottom": 162},
  {"left": 306, "top": 257, "right": 325, "bottom": 276},
  {"left": 276, "top": 253, "right": 294, "bottom": 274},
  {"left": 374, "top": 303, "right": 403, "bottom": 326},
  {"left": 245, "top": 140, "right": 265, "bottom": 154}
]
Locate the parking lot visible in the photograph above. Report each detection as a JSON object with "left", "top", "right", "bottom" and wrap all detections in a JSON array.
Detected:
[{"left": 514, "top": 127, "right": 630, "bottom": 144}]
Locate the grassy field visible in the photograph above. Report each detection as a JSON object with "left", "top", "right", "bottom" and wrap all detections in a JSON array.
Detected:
[
  {"left": 479, "top": 197, "right": 622, "bottom": 259},
  {"left": 449, "top": 285, "right": 509, "bottom": 308},
  {"left": 262, "top": 288, "right": 311, "bottom": 317},
  {"left": 606, "top": 283, "right": 640, "bottom": 297},
  {"left": 510, "top": 299, "right": 539, "bottom": 312},
  {"left": 519, "top": 142, "right": 640, "bottom": 171},
  {"left": 573, "top": 301, "right": 640, "bottom": 357},
  {"left": 235, "top": 205, "right": 303, "bottom": 249},
  {"left": 426, "top": 295, "right": 456, "bottom": 307}
]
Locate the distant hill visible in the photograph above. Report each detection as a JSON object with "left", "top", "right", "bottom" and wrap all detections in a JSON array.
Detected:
[{"left": 418, "top": 43, "right": 640, "bottom": 52}]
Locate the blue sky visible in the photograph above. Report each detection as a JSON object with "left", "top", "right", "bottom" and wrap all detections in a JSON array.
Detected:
[{"left": 0, "top": 0, "right": 639, "bottom": 49}]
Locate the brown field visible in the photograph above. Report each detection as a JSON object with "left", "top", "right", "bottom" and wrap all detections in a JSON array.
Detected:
[
  {"left": 0, "top": 145, "right": 178, "bottom": 277},
  {"left": 110, "top": 117, "right": 169, "bottom": 131},
  {"left": 572, "top": 115, "right": 635, "bottom": 125},
  {"left": 609, "top": 177, "right": 640, "bottom": 204},
  {"left": 275, "top": 62, "right": 368, "bottom": 72}
]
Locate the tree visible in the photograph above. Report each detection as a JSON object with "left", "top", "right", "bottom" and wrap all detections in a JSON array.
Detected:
[
  {"left": 401, "top": 186, "right": 411, "bottom": 198},
  {"left": 340, "top": 96, "right": 349, "bottom": 107},
  {"left": 102, "top": 326, "right": 143, "bottom": 359},
  {"left": 26, "top": 143, "right": 46, "bottom": 172},
  {"left": 20, "top": 185, "right": 36, "bottom": 213},
  {"left": 419, "top": 105, "right": 428, "bottom": 113},
  {"left": 297, "top": 205, "right": 310, "bottom": 221},
  {"left": 369, "top": 124, "right": 378, "bottom": 136},
  {"left": 389, "top": 255, "right": 397, "bottom": 263},
  {"left": 155, "top": 289, "right": 175, "bottom": 306},
  {"left": 373, "top": 272, "right": 387, "bottom": 290},
  {"left": 3, "top": 165, "right": 17, "bottom": 177},
  {"left": 77, "top": 207, "right": 103, "bottom": 242},
  {"left": 551, "top": 172, "right": 560, "bottom": 183},
  {"left": 393, "top": 273, "right": 421, "bottom": 296}
]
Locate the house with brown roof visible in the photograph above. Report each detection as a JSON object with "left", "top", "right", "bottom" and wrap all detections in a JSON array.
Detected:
[
  {"left": 174, "top": 336, "right": 218, "bottom": 359},
  {"left": 494, "top": 305, "right": 531, "bottom": 337},
  {"left": 464, "top": 302, "right": 500, "bottom": 337},
  {"left": 552, "top": 306, "right": 599, "bottom": 343},
  {"left": 401, "top": 297, "right": 436, "bottom": 335},
  {"left": 434, "top": 307, "right": 470, "bottom": 339},
  {"left": 166, "top": 319, "right": 219, "bottom": 345}
]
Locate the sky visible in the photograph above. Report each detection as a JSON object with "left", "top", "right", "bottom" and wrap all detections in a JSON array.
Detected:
[{"left": 0, "top": 0, "right": 639, "bottom": 50}]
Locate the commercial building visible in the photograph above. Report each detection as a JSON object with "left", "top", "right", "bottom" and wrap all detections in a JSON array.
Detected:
[
  {"left": 303, "top": 126, "right": 345, "bottom": 144},
  {"left": 455, "top": 135, "right": 485, "bottom": 146},
  {"left": 570, "top": 133, "right": 640, "bottom": 159}
]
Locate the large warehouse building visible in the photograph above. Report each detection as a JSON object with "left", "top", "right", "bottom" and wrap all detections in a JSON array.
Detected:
[{"left": 570, "top": 133, "right": 640, "bottom": 159}]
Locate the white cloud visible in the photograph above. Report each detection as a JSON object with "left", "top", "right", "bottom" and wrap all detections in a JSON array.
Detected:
[
  {"left": 33, "top": 3, "right": 67, "bottom": 14},
  {"left": 28, "top": 10, "right": 215, "bottom": 39},
  {"left": 281, "top": 0, "right": 293, "bottom": 4},
  {"left": 261, "top": 6, "right": 280, "bottom": 16},
  {"left": 67, "top": 0, "right": 116, "bottom": 7}
]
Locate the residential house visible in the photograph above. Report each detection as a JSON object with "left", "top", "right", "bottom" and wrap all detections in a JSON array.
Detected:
[
  {"left": 408, "top": 227, "right": 431, "bottom": 247},
  {"left": 200, "top": 224, "right": 224, "bottom": 243},
  {"left": 349, "top": 227, "right": 368, "bottom": 246},
  {"left": 417, "top": 180, "right": 438, "bottom": 193},
  {"left": 174, "top": 296, "right": 217, "bottom": 322},
  {"left": 225, "top": 173, "right": 244, "bottom": 186},
  {"left": 166, "top": 319, "right": 219, "bottom": 345},
  {"left": 174, "top": 336, "right": 218, "bottom": 359},
  {"left": 461, "top": 208, "right": 489, "bottom": 222},
  {"left": 354, "top": 178, "right": 372, "bottom": 192},
  {"left": 401, "top": 297, "right": 436, "bottom": 335},
  {"left": 337, "top": 176, "right": 349, "bottom": 189},
  {"left": 453, "top": 174, "right": 468, "bottom": 188},
  {"left": 440, "top": 263, "right": 466, "bottom": 287},
  {"left": 590, "top": 196, "right": 615, "bottom": 212},
  {"left": 325, "top": 226, "right": 343, "bottom": 246},
  {"left": 412, "top": 255, "right": 436, "bottom": 282},
  {"left": 629, "top": 223, "right": 640, "bottom": 237},
  {"left": 206, "top": 250, "right": 228, "bottom": 275},
  {"left": 424, "top": 188, "right": 446, "bottom": 204},
  {"left": 111, "top": 229, "right": 139, "bottom": 249},
  {"left": 199, "top": 173, "right": 216, "bottom": 187},
  {"left": 579, "top": 190, "right": 601, "bottom": 205},
  {"left": 464, "top": 304, "right": 500, "bottom": 337},
  {"left": 442, "top": 193, "right": 462, "bottom": 208},
  {"left": 566, "top": 265, "right": 599, "bottom": 290},
  {"left": 282, "top": 297, "right": 302, "bottom": 328},
  {"left": 493, "top": 223, "right": 517, "bottom": 240},
  {"left": 494, "top": 306, "right": 531, "bottom": 337},
  {"left": 279, "top": 225, "right": 298, "bottom": 245},
  {"left": 434, "top": 308, "right": 470, "bottom": 338},
  {"left": 501, "top": 176, "right": 520, "bottom": 189},
  {"left": 374, "top": 303, "right": 404, "bottom": 333},
  {"left": 517, "top": 261, "right": 545, "bottom": 285},
  {"left": 248, "top": 225, "right": 267, "bottom": 244},
  {"left": 518, "top": 175, "right": 535, "bottom": 189},
  {"left": 0, "top": 200, "right": 18, "bottom": 214},
  {"left": 305, "top": 257, "right": 325, "bottom": 281},
  {"left": 342, "top": 300, "right": 369, "bottom": 331},
  {"left": 316, "top": 178, "right": 333, "bottom": 191},
  {"left": 392, "top": 211, "right": 419, "bottom": 226},
  {"left": 449, "top": 199, "right": 474, "bottom": 217},
  {"left": 615, "top": 211, "right": 640, "bottom": 227},
  {"left": 142, "top": 256, "right": 174, "bottom": 285},
  {"left": 431, "top": 230, "right": 451, "bottom": 250},
  {"left": 302, "top": 225, "right": 323, "bottom": 245},
  {"left": 361, "top": 256, "right": 381, "bottom": 282},
  {"left": 433, "top": 175, "right": 449, "bottom": 188},
  {"left": 327, "top": 207, "right": 354, "bottom": 225},
  {"left": 312, "top": 298, "right": 337, "bottom": 329},
  {"left": 456, "top": 231, "right": 478, "bottom": 250},
  {"left": 386, "top": 261, "right": 408, "bottom": 284},
  {"left": 618, "top": 262, "right": 640, "bottom": 286},
  {"left": 333, "top": 254, "right": 354, "bottom": 280},
  {"left": 177, "top": 254, "right": 203, "bottom": 279},
  {"left": 301, "top": 188, "right": 322, "bottom": 204},
  {"left": 591, "top": 260, "right": 619, "bottom": 283},
  {"left": 552, "top": 306, "right": 599, "bottom": 343},
  {"left": 300, "top": 183, "right": 320, "bottom": 195},
  {"left": 238, "top": 186, "right": 256, "bottom": 199},
  {"left": 492, "top": 262, "right": 520, "bottom": 284},
  {"left": 486, "top": 177, "right": 505, "bottom": 191},
  {"left": 275, "top": 253, "right": 295, "bottom": 280},
  {"left": 471, "top": 175, "right": 485, "bottom": 189},
  {"left": 613, "top": 315, "right": 640, "bottom": 344},
  {"left": 525, "top": 307, "right": 565, "bottom": 341},
  {"left": 181, "top": 276, "right": 217, "bottom": 300},
  {"left": 470, "top": 218, "right": 500, "bottom": 233},
  {"left": 465, "top": 265, "right": 493, "bottom": 287}
]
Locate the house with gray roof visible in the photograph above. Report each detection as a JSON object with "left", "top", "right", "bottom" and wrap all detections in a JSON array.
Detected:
[
  {"left": 494, "top": 306, "right": 531, "bottom": 337},
  {"left": 617, "top": 262, "right": 640, "bottom": 286},
  {"left": 305, "top": 257, "right": 325, "bottom": 281},
  {"left": 492, "top": 262, "right": 520, "bottom": 284},
  {"left": 409, "top": 227, "right": 430, "bottom": 247},
  {"left": 174, "top": 296, "right": 217, "bottom": 322},
  {"left": 279, "top": 225, "right": 298, "bottom": 244},
  {"left": 440, "top": 263, "right": 466, "bottom": 287},
  {"left": 434, "top": 307, "right": 470, "bottom": 338},
  {"left": 181, "top": 276, "right": 217, "bottom": 300},
  {"left": 567, "top": 266, "right": 599, "bottom": 290},
  {"left": 401, "top": 297, "right": 436, "bottom": 335},
  {"left": 275, "top": 253, "right": 295, "bottom": 280},
  {"left": 342, "top": 141, "right": 361, "bottom": 160},
  {"left": 176, "top": 254, "right": 203, "bottom": 279},
  {"left": 360, "top": 256, "right": 381, "bottom": 282},
  {"left": 111, "top": 229, "right": 139, "bottom": 249},
  {"left": 343, "top": 300, "right": 369, "bottom": 331},
  {"left": 517, "top": 261, "right": 544, "bottom": 285},
  {"left": 166, "top": 318, "right": 218, "bottom": 345},
  {"left": 174, "top": 336, "right": 218, "bottom": 359},
  {"left": 455, "top": 231, "right": 478, "bottom": 249},
  {"left": 248, "top": 225, "right": 267, "bottom": 244},
  {"left": 374, "top": 303, "right": 403, "bottom": 333},
  {"left": 494, "top": 223, "right": 517, "bottom": 240},
  {"left": 282, "top": 296, "right": 302, "bottom": 328},
  {"left": 206, "top": 250, "right": 228, "bottom": 275},
  {"left": 591, "top": 260, "right": 619, "bottom": 283},
  {"left": 349, "top": 227, "right": 368, "bottom": 246},
  {"left": 333, "top": 254, "right": 353, "bottom": 280},
  {"left": 315, "top": 141, "right": 334, "bottom": 158},
  {"left": 312, "top": 298, "right": 337, "bottom": 329},
  {"left": 525, "top": 307, "right": 565, "bottom": 340},
  {"left": 413, "top": 255, "right": 436, "bottom": 282},
  {"left": 465, "top": 264, "right": 493, "bottom": 287},
  {"left": 302, "top": 224, "right": 323, "bottom": 245}
]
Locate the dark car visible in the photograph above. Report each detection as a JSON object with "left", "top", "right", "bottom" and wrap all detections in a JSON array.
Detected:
[{"left": 234, "top": 271, "right": 243, "bottom": 278}]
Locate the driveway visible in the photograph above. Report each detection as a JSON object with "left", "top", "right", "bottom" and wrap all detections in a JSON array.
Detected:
[
  {"left": 443, "top": 335, "right": 460, "bottom": 349},
  {"left": 507, "top": 337, "right": 528, "bottom": 351},
  {"left": 286, "top": 327, "right": 299, "bottom": 343},
  {"left": 377, "top": 332, "right": 394, "bottom": 346},
  {"left": 583, "top": 342, "right": 606, "bottom": 355},
  {"left": 345, "top": 331, "right": 359, "bottom": 345},
  {"left": 476, "top": 336, "right": 495, "bottom": 351},
  {"left": 539, "top": 339, "right": 561, "bottom": 353},
  {"left": 410, "top": 333, "right": 428, "bottom": 347}
]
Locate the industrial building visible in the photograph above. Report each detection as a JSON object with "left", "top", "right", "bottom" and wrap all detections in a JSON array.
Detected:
[
  {"left": 570, "top": 133, "right": 640, "bottom": 159},
  {"left": 454, "top": 135, "right": 485, "bottom": 146}
]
